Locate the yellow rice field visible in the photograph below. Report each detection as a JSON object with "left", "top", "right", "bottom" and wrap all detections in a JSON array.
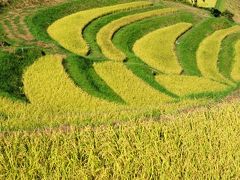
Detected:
[
  {"left": 197, "top": 25, "right": 240, "bottom": 86},
  {"left": 97, "top": 8, "right": 178, "bottom": 61},
  {"left": 47, "top": 1, "right": 152, "bottom": 56},
  {"left": 155, "top": 74, "right": 228, "bottom": 97},
  {"left": 231, "top": 41, "right": 240, "bottom": 82},
  {"left": 133, "top": 23, "right": 192, "bottom": 74}
]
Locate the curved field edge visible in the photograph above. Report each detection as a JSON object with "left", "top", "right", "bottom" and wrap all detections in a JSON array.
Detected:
[
  {"left": 93, "top": 61, "right": 173, "bottom": 105},
  {"left": 112, "top": 12, "right": 201, "bottom": 98},
  {"left": 47, "top": 1, "right": 152, "bottom": 56},
  {"left": 0, "top": 48, "right": 43, "bottom": 102},
  {"left": 63, "top": 56, "right": 125, "bottom": 104},
  {"left": 231, "top": 41, "right": 240, "bottom": 82},
  {"left": 176, "top": 17, "right": 235, "bottom": 76},
  {"left": 218, "top": 33, "right": 240, "bottom": 80},
  {"left": 133, "top": 22, "right": 192, "bottom": 74},
  {"left": 197, "top": 25, "right": 240, "bottom": 86},
  {"left": 155, "top": 74, "right": 230, "bottom": 98},
  {"left": 26, "top": 0, "right": 150, "bottom": 44},
  {"left": 83, "top": 3, "right": 165, "bottom": 59},
  {"left": 96, "top": 7, "right": 178, "bottom": 62},
  {"left": 23, "top": 55, "right": 118, "bottom": 111}
]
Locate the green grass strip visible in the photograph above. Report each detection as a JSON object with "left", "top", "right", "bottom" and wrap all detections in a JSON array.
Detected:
[
  {"left": 64, "top": 56, "right": 125, "bottom": 104},
  {"left": 218, "top": 33, "right": 240, "bottom": 80},
  {"left": 0, "top": 48, "right": 43, "bottom": 101},
  {"left": 176, "top": 17, "right": 234, "bottom": 76},
  {"left": 97, "top": 7, "right": 177, "bottom": 62},
  {"left": 83, "top": 4, "right": 165, "bottom": 59},
  {"left": 197, "top": 25, "right": 240, "bottom": 86},
  {"left": 113, "top": 12, "right": 202, "bottom": 98},
  {"left": 47, "top": 1, "right": 152, "bottom": 56}
]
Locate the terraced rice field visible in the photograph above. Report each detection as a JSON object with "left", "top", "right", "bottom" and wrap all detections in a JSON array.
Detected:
[
  {"left": 1, "top": 0, "right": 240, "bottom": 178},
  {"left": 0, "top": 0, "right": 239, "bottom": 130}
]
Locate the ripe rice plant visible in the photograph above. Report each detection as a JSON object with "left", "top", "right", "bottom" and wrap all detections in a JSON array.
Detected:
[
  {"left": 155, "top": 74, "right": 228, "bottom": 97},
  {"left": 188, "top": 0, "right": 217, "bottom": 7},
  {"left": 23, "top": 55, "right": 118, "bottom": 112},
  {"left": 97, "top": 8, "right": 178, "bottom": 62},
  {"left": 1, "top": 99, "right": 240, "bottom": 179},
  {"left": 47, "top": 1, "right": 152, "bottom": 56},
  {"left": 197, "top": 25, "right": 240, "bottom": 86},
  {"left": 133, "top": 22, "right": 192, "bottom": 74},
  {"left": 231, "top": 41, "right": 240, "bottom": 82},
  {"left": 94, "top": 61, "right": 173, "bottom": 106},
  {"left": 218, "top": 33, "right": 240, "bottom": 80},
  {"left": 176, "top": 18, "right": 233, "bottom": 76},
  {"left": 83, "top": 4, "right": 165, "bottom": 58}
]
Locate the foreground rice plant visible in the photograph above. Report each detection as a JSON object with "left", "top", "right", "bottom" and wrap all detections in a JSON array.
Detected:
[
  {"left": 133, "top": 22, "right": 192, "bottom": 74},
  {"left": 47, "top": 1, "right": 152, "bottom": 56},
  {"left": 155, "top": 74, "right": 228, "bottom": 97},
  {"left": 1, "top": 99, "right": 240, "bottom": 179},
  {"left": 97, "top": 8, "right": 178, "bottom": 62},
  {"left": 197, "top": 25, "right": 240, "bottom": 86}
]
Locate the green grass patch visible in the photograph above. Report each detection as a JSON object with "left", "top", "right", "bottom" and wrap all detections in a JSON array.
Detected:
[
  {"left": 176, "top": 17, "right": 234, "bottom": 76},
  {"left": 83, "top": 3, "right": 165, "bottom": 59},
  {"left": 0, "top": 47, "right": 43, "bottom": 101},
  {"left": 13, "top": 16, "right": 26, "bottom": 35},
  {"left": 26, "top": 0, "right": 146, "bottom": 44},
  {"left": 113, "top": 12, "right": 202, "bottom": 98},
  {"left": 218, "top": 33, "right": 240, "bottom": 80},
  {"left": 64, "top": 56, "right": 125, "bottom": 104}
]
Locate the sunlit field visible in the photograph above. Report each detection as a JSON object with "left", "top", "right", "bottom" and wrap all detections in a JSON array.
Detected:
[{"left": 0, "top": 0, "right": 240, "bottom": 178}]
